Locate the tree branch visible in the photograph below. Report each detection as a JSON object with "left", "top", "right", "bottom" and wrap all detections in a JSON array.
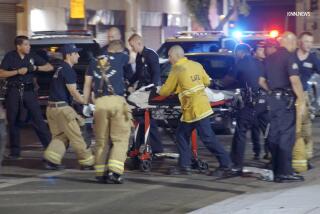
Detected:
[{"left": 214, "top": 0, "right": 239, "bottom": 31}]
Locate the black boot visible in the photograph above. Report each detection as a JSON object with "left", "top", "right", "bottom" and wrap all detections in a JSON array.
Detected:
[
  {"left": 307, "top": 161, "right": 314, "bottom": 170},
  {"left": 167, "top": 166, "right": 192, "bottom": 175},
  {"left": 274, "top": 174, "right": 304, "bottom": 183},
  {"left": 208, "top": 167, "right": 242, "bottom": 178},
  {"left": 106, "top": 172, "right": 124, "bottom": 184},
  {"left": 80, "top": 165, "right": 95, "bottom": 170},
  {"left": 263, "top": 153, "right": 270, "bottom": 160},
  {"left": 253, "top": 154, "right": 260, "bottom": 160},
  {"left": 43, "top": 160, "right": 64, "bottom": 170}
]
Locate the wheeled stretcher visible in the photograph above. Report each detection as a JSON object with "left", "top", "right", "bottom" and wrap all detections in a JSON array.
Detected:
[{"left": 126, "top": 85, "right": 234, "bottom": 172}]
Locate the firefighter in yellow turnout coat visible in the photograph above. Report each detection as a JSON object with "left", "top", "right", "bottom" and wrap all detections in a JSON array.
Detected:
[
  {"left": 83, "top": 40, "right": 132, "bottom": 184},
  {"left": 159, "top": 45, "right": 232, "bottom": 177}
]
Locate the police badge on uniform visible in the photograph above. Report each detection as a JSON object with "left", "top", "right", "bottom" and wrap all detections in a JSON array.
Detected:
[
  {"left": 53, "top": 67, "right": 62, "bottom": 79},
  {"left": 30, "top": 58, "right": 35, "bottom": 65},
  {"left": 141, "top": 57, "right": 148, "bottom": 68},
  {"left": 292, "top": 63, "right": 298, "bottom": 70},
  {"left": 303, "top": 62, "right": 313, "bottom": 68}
]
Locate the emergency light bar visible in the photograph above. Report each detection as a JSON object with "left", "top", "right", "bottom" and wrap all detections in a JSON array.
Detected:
[
  {"left": 175, "top": 31, "right": 225, "bottom": 39},
  {"left": 231, "top": 30, "right": 279, "bottom": 39}
]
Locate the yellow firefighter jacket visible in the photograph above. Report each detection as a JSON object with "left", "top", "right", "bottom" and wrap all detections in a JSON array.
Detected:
[{"left": 159, "top": 57, "right": 213, "bottom": 123}]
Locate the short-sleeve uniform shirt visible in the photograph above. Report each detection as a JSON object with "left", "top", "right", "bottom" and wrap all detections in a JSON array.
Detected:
[
  {"left": 48, "top": 61, "right": 77, "bottom": 104},
  {"left": 294, "top": 51, "right": 320, "bottom": 91},
  {"left": 0, "top": 50, "right": 47, "bottom": 84},
  {"left": 234, "top": 55, "right": 263, "bottom": 90},
  {"left": 262, "top": 47, "right": 299, "bottom": 90},
  {"left": 86, "top": 52, "right": 129, "bottom": 97}
]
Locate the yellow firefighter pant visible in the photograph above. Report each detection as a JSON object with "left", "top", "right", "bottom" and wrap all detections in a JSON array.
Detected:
[
  {"left": 94, "top": 96, "right": 131, "bottom": 176},
  {"left": 44, "top": 105, "right": 94, "bottom": 166},
  {"left": 302, "top": 94, "right": 313, "bottom": 159},
  {"left": 292, "top": 94, "right": 312, "bottom": 172}
]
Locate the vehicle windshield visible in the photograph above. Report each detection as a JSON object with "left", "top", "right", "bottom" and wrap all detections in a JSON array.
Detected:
[
  {"left": 222, "top": 38, "right": 265, "bottom": 51},
  {"left": 188, "top": 54, "right": 235, "bottom": 80},
  {"left": 31, "top": 42, "right": 100, "bottom": 96},
  {"left": 157, "top": 41, "right": 221, "bottom": 58},
  {"left": 31, "top": 43, "right": 100, "bottom": 65}
]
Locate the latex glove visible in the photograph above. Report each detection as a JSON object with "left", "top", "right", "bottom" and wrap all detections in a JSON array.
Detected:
[
  {"left": 82, "top": 105, "right": 92, "bottom": 117},
  {"left": 156, "top": 86, "right": 161, "bottom": 94},
  {"left": 89, "top": 104, "right": 96, "bottom": 112},
  {"left": 138, "top": 84, "right": 155, "bottom": 92}
]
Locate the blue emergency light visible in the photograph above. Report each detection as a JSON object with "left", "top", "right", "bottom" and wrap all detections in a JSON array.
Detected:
[{"left": 232, "top": 31, "right": 243, "bottom": 38}]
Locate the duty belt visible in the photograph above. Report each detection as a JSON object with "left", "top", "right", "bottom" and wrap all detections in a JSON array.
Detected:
[
  {"left": 270, "top": 88, "right": 294, "bottom": 97},
  {"left": 7, "top": 82, "right": 34, "bottom": 91},
  {"left": 48, "top": 101, "right": 68, "bottom": 108},
  {"left": 238, "top": 88, "right": 265, "bottom": 107},
  {"left": 270, "top": 88, "right": 295, "bottom": 109}
]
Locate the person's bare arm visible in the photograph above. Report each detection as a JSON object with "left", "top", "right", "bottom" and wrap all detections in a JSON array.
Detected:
[
  {"left": 289, "top": 75, "right": 305, "bottom": 102},
  {"left": 259, "top": 77, "right": 269, "bottom": 91},
  {"left": 37, "top": 63, "right": 54, "bottom": 72},
  {"left": 66, "top": 84, "right": 86, "bottom": 104},
  {"left": 0, "top": 67, "right": 28, "bottom": 78},
  {"left": 290, "top": 75, "right": 306, "bottom": 118},
  {"left": 83, "top": 75, "right": 93, "bottom": 104},
  {"left": 290, "top": 75, "right": 306, "bottom": 114}
]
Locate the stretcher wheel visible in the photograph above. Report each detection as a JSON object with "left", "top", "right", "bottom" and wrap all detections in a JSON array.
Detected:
[
  {"left": 191, "top": 159, "right": 209, "bottom": 173},
  {"left": 200, "top": 161, "right": 209, "bottom": 171},
  {"left": 140, "top": 160, "right": 152, "bottom": 172},
  {"left": 126, "top": 157, "right": 140, "bottom": 170}
]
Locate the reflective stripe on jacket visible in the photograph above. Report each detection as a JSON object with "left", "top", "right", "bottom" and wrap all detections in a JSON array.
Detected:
[{"left": 159, "top": 57, "right": 213, "bottom": 123}]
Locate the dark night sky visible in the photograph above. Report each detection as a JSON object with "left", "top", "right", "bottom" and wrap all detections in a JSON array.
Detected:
[{"left": 237, "top": 1, "right": 296, "bottom": 32}]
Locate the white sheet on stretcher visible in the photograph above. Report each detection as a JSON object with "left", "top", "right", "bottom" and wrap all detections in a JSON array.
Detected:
[{"left": 127, "top": 88, "right": 231, "bottom": 109}]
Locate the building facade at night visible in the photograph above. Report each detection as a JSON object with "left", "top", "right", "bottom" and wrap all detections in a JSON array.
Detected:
[
  {"left": 0, "top": 0, "right": 193, "bottom": 57},
  {"left": 0, "top": 0, "right": 319, "bottom": 57}
]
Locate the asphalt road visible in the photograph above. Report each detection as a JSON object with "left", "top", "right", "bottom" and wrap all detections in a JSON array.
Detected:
[{"left": 0, "top": 119, "right": 320, "bottom": 214}]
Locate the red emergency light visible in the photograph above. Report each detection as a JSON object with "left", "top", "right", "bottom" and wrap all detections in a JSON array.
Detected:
[{"left": 269, "top": 30, "right": 279, "bottom": 38}]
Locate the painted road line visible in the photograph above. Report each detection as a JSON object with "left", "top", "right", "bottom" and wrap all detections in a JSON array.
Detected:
[
  {"left": 0, "top": 170, "right": 68, "bottom": 189},
  {"left": 0, "top": 202, "right": 76, "bottom": 207},
  {"left": 0, "top": 188, "right": 131, "bottom": 195}
]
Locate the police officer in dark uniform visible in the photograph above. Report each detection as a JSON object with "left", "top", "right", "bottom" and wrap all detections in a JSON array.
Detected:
[
  {"left": 251, "top": 41, "right": 267, "bottom": 160},
  {"left": 0, "top": 35, "right": 53, "bottom": 159},
  {"left": 259, "top": 32, "right": 305, "bottom": 182},
  {"left": 226, "top": 44, "right": 269, "bottom": 174},
  {"left": 127, "top": 33, "right": 163, "bottom": 154},
  {"left": 128, "top": 34, "right": 161, "bottom": 90}
]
